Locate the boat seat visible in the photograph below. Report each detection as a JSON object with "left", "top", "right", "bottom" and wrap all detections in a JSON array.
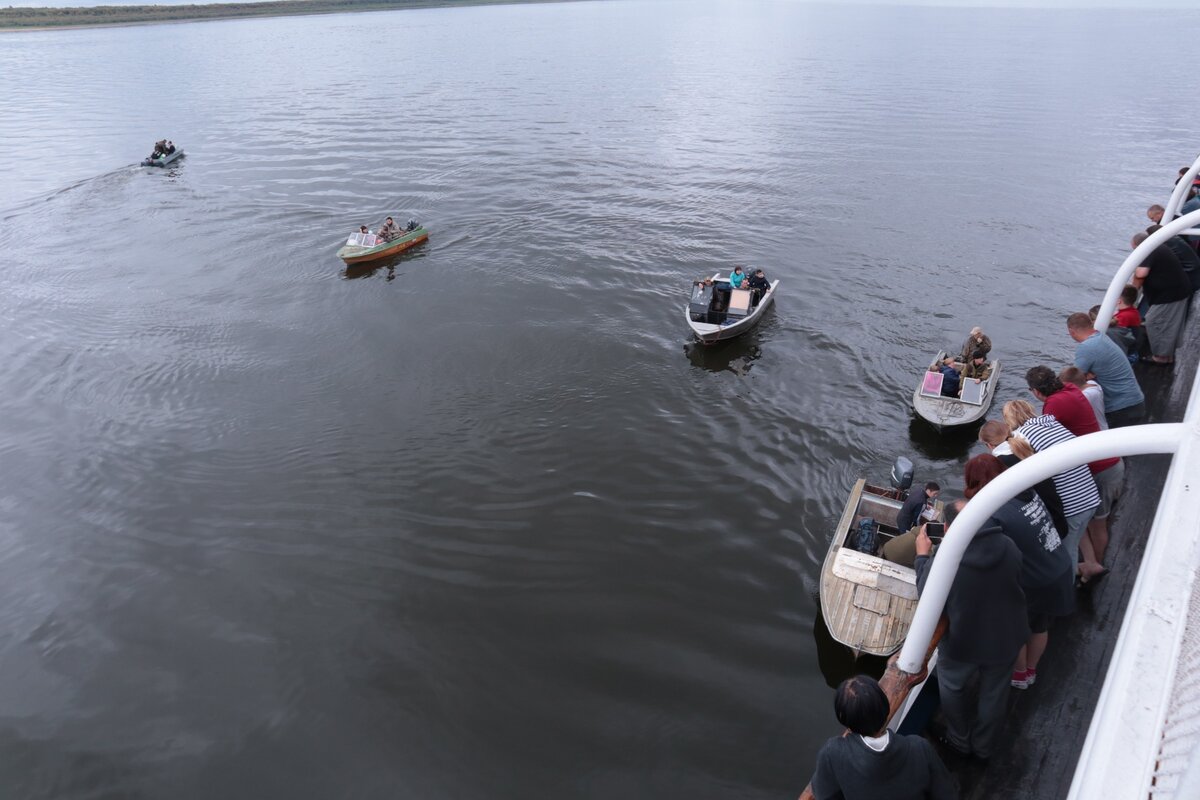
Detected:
[
  {"left": 832, "top": 548, "right": 919, "bottom": 601},
  {"left": 726, "top": 289, "right": 752, "bottom": 317}
]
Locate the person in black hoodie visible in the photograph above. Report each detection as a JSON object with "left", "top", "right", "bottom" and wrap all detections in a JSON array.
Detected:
[
  {"left": 810, "top": 675, "right": 956, "bottom": 800},
  {"left": 915, "top": 499, "right": 1028, "bottom": 761}
]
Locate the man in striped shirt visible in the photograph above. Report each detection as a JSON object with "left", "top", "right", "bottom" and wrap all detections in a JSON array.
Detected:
[{"left": 1002, "top": 400, "right": 1103, "bottom": 583}]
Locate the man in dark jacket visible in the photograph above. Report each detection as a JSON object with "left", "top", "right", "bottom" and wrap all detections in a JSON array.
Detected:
[
  {"left": 810, "top": 675, "right": 956, "bottom": 800},
  {"left": 898, "top": 482, "right": 941, "bottom": 533},
  {"left": 915, "top": 499, "right": 1028, "bottom": 761}
]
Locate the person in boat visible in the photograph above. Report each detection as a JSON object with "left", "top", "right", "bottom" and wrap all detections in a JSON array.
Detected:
[
  {"left": 929, "top": 357, "right": 960, "bottom": 398},
  {"left": 959, "top": 350, "right": 991, "bottom": 388},
  {"left": 151, "top": 140, "right": 167, "bottom": 158},
  {"left": 898, "top": 481, "right": 940, "bottom": 533},
  {"left": 746, "top": 268, "right": 770, "bottom": 304},
  {"left": 958, "top": 327, "right": 991, "bottom": 363},
  {"left": 962, "top": 454, "right": 1074, "bottom": 692},
  {"left": 164, "top": 141, "right": 175, "bottom": 155},
  {"left": 881, "top": 481, "right": 941, "bottom": 568},
  {"left": 729, "top": 266, "right": 747, "bottom": 289},
  {"left": 377, "top": 217, "right": 399, "bottom": 243},
  {"left": 809, "top": 674, "right": 956, "bottom": 800},
  {"left": 915, "top": 498, "right": 1028, "bottom": 763}
]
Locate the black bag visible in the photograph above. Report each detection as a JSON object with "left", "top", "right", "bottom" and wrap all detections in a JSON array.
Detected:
[{"left": 854, "top": 518, "right": 878, "bottom": 555}]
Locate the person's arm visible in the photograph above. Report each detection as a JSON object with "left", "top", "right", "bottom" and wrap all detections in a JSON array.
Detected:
[
  {"left": 914, "top": 526, "right": 934, "bottom": 594},
  {"left": 920, "top": 739, "right": 959, "bottom": 800},
  {"left": 809, "top": 744, "right": 845, "bottom": 800},
  {"left": 1132, "top": 265, "right": 1148, "bottom": 288}
]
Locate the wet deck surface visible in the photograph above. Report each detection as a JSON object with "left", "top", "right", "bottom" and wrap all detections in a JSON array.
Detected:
[{"left": 953, "top": 316, "right": 1200, "bottom": 799}]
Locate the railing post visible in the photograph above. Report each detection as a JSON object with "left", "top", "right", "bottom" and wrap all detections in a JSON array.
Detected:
[
  {"left": 896, "top": 425, "right": 1184, "bottom": 674},
  {"left": 1094, "top": 208, "right": 1200, "bottom": 335}
]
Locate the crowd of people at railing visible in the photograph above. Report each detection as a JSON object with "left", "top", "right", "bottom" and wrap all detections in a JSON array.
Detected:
[{"left": 804, "top": 165, "right": 1200, "bottom": 799}]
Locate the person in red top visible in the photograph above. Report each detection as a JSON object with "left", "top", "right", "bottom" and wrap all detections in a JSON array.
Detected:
[
  {"left": 1026, "top": 365, "right": 1123, "bottom": 577},
  {"left": 1113, "top": 285, "right": 1142, "bottom": 329}
]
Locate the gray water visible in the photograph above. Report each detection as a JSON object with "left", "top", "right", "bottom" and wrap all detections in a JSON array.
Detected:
[{"left": 0, "top": 2, "right": 1196, "bottom": 797}]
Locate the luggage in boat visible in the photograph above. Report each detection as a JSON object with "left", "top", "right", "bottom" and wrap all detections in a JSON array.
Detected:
[{"left": 853, "top": 518, "right": 879, "bottom": 555}]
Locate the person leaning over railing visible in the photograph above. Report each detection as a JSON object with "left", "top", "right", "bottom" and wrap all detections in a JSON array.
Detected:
[
  {"left": 1001, "top": 400, "right": 1104, "bottom": 585},
  {"left": 1066, "top": 313, "right": 1146, "bottom": 428},
  {"left": 1025, "top": 366, "right": 1123, "bottom": 578},
  {"left": 809, "top": 675, "right": 956, "bottom": 800},
  {"left": 1129, "top": 231, "right": 1191, "bottom": 366},
  {"left": 914, "top": 499, "right": 1027, "bottom": 764},
  {"left": 962, "top": 454, "right": 1075, "bottom": 691}
]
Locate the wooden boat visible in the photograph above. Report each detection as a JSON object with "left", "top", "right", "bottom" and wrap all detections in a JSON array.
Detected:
[
  {"left": 820, "top": 479, "right": 942, "bottom": 657},
  {"left": 336, "top": 226, "right": 429, "bottom": 264},
  {"left": 912, "top": 350, "right": 1002, "bottom": 429},
  {"left": 141, "top": 149, "right": 183, "bottom": 168},
  {"left": 684, "top": 272, "right": 779, "bottom": 344}
]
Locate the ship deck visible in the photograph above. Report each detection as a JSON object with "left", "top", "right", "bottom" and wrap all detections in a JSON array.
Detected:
[{"left": 956, "top": 311, "right": 1200, "bottom": 798}]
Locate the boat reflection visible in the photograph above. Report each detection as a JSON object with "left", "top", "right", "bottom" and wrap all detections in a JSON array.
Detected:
[
  {"left": 683, "top": 332, "right": 764, "bottom": 375},
  {"left": 812, "top": 603, "right": 888, "bottom": 689},
  {"left": 907, "top": 414, "right": 987, "bottom": 460}
]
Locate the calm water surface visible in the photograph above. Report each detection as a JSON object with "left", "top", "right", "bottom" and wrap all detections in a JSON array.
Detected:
[{"left": 0, "top": 2, "right": 1197, "bottom": 797}]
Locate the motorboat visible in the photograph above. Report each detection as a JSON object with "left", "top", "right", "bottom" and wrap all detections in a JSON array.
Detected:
[
  {"left": 819, "top": 458, "right": 943, "bottom": 657},
  {"left": 336, "top": 224, "right": 429, "bottom": 264},
  {"left": 684, "top": 271, "right": 779, "bottom": 344},
  {"left": 912, "top": 350, "right": 1001, "bottom": 429}
]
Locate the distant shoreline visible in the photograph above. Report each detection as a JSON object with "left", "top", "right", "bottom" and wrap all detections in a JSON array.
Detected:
[{"left": 0, "top": 0, "right": 571, "bottom": 32}]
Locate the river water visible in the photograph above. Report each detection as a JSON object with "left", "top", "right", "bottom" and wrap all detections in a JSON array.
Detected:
[{"left": 0, "top": 1, "right": 1196, "bottom": 797}]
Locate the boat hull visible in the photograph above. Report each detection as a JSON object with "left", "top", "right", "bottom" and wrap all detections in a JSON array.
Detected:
[
  {"left": 912, "top": 350, "right": 1002, "bottom": 428},
  {"left": 685, "top": 276, "right": 779, "bottom": 344},
  {"left": 142, "top": 150, "right": 184, "bottom": 168},
  {"left": 336, "top": 228, "right": 429, "bottom": 264}
]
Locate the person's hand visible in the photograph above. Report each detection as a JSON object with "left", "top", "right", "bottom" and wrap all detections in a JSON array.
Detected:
[{"left": 915, "top": 525, "right": 933, "bottom": 557}]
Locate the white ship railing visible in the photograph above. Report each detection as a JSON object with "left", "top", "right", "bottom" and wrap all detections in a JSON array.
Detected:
[
  {"left": 1095, "top": 205, "right": 1200, "bottom": 334},
  {"left": 893, "top": 153, "right": 1200, "bottom": 797}
]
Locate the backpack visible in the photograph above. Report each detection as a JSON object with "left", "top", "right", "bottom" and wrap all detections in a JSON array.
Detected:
[{"left": 854, "top": 518, "right": 879, "bottom": 555}]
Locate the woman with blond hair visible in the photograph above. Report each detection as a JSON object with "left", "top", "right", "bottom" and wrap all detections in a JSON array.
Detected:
[{"left": 1001, "top": 400, "right": 1104, "bottom": 583}]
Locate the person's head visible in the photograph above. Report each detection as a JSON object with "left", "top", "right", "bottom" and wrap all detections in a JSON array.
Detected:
[
  {"left": 387, "top": 217, "right": 394, "bottom": 224},
  {"left": 755, "top": 269, "right": 764, "bottom": 277},
  {"left": 1067, "top": 311, "right": 1096, "bottom": 343},
  {"left": 1025, "top": 365, "right": 1063, "bottom": 400},
  {"left": 1148, "top": 204, "right": 1165, "bottom": 224},
  {"left": 1008, "top": 433, "right": 1036, "bottom": 460},
  {"left": 1088, "top": 305, "right": 1101, "bottom": 322},
  {"left": 360, "top": 225, "right": 368, "bottom": 233},
  {"left": 924, "top": 481, "right": 940, "bottom": 499},
  {"left": 833, "top": 675, "right": 890, "bottom": 736},
  {"left": 944, "top": 497, "right": 967, "bottom": 530},
  {"left": 1119, "top": 285, "right": 1138, "bottom": 308},
  {"left": 970, "top": 326, "right": 983, "bottom": 338},
  {"left": 1002, "top": 399, "right": 1037, "bottom": 431},
  {"left": 733, "top": 266, "right": 744, "bottom": 275},
  {"left": 979, "top": 419, "right": 1010, "bottom": 449},
  {"left": 1131, "top": 230, "right": 1150, "bottom": 251},
  {"left": 1059, "top": 365, "right": 1089, "bottom": 389},
  {"left": 943, "top": 356, "right": 955, "bottom": 367},
  {"left": 971, "top": 350, "right": 986, "bottom": 364},
  {"left": 964, "top": 453, "right": 1006, "bottom": 499}
]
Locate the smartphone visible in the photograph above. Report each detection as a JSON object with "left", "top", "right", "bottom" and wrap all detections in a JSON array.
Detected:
[{"left": 925, "top": 522, "right": 945, "bottom": 538}]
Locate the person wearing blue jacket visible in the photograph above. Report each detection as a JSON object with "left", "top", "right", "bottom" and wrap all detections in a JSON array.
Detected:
[{"left": 729, "top": 266, "right": 747, "bottom": 288}]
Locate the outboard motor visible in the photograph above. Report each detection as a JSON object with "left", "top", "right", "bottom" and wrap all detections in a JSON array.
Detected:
[
  {"left": 890, "top": 456, "right": 914, "bottom": 493},
  {"left": 406, "top": 219, "right": 419, "bottom": 232}
]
